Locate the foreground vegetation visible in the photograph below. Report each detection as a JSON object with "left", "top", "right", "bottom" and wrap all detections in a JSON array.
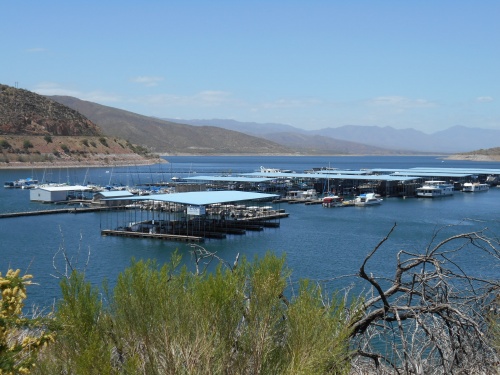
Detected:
[{"left": 1, "top": 225, "right": 499, "bottom": 374}]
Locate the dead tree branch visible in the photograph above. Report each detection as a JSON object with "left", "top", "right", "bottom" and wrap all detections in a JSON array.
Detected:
[{"left": 350, "top": 223, "right": 500, "bottom": 374}]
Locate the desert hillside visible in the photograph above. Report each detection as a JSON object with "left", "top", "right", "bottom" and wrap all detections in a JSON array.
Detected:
[{"left": 0, "top": 84, "right": 158, "bottom": 168}]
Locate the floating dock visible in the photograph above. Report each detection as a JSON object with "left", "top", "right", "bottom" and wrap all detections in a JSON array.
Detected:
[
  {"left": 101, "top": 229, "right": 204, "bottom": 243},
  {"left": 0, "top": 205, "right": 112, "bottom": 219}
]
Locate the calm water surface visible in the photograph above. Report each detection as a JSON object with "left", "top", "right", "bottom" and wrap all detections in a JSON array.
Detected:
[{"left": 1, "top": 156, "right": 499, "bottom": 307}]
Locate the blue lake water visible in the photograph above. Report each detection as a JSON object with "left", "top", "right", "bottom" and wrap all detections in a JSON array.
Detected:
[{"left": 1, "top": 155, "right": 499, "bottom": 308}]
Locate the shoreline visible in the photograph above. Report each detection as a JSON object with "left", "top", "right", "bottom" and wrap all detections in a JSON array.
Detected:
[
  {"left": 1, "top": 153, "right": 499, "bottom": 170},
  {"left": 0, "top": 155, "right": 166, "bottom": 170}
]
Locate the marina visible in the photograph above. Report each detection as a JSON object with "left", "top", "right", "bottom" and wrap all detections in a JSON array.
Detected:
[
  {"left": 2, "top": 158, "right": 500, "bottom": 245},
  {"left": 1, "top": 155, "right": 500, "bottom": 309}
]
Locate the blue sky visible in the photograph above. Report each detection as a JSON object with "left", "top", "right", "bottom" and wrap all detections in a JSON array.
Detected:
[{"left": 2, "top": 1, "right": 499, "bottom": 133}]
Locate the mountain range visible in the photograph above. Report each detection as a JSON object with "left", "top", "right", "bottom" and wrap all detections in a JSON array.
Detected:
[
  {"left": 167, "top": 119, "right": 500, "bottom": 154},
  {"left": 2, "top": 82, "right": 497, "bottom": 158},
  {"left": 49, "top": 96, "right": 398, "bottom": 155},
  {"left": 51, "top": 94, "right": 500, "bottom": 154}
]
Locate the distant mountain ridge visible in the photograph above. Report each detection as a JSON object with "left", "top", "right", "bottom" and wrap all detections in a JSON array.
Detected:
[
  {"left": 49, "top": 96, "right": 296, "bottom": 155},
  {"left": 172, "top": 118, "right": 500, "bottom": 153}
]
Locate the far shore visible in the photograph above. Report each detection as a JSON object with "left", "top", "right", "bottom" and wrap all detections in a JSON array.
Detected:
[
  {"left": 1, "top": 153, "right": 499, "bottom": 170},
  {"left": 0, "top": 156, "right": 166, "bottom": 170}
]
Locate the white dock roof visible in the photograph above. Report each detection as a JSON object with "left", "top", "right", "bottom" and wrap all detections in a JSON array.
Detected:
[
  {"left": 182, "top": 176, "right": 274, "bottom": 183},
  {"left": 239, "top": 172, "right": 417, "bottom": 182},
  {"left": 36, "top": 185, "right": 93, "bottom": 192},
  {"left": 106, "top": 190, "right": 279, "bottom": 206},
  {"left": 97, "top": 190, "right": 135, "bottom": 198}
]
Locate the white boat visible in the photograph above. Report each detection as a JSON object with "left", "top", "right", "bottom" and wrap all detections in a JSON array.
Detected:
[
  {"left": 462, "top": 182, "right": 489, "bottom": 192},
  {"left": 322, "top": 195, "right": 344, "bottom": 207},
  {"left": 416, "top": 181, "right": 454, "bottom": 198},
  {"left": 354, "top": 193, "right": 383, "bottom": 206},
  {"left": 260, "top": 166, "right": 293, "bottom": 173},
  {"left": 486, "top": 175, "right": 499, "bottom": 186}
]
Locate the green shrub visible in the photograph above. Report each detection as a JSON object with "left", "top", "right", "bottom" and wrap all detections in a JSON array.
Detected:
[
  {"left": 0, "top": 139, "right": 11, "bottom": 149},
  {"left": 44, "top": 135, "right": 53, "bottom": 144},
  {"left": 23, "top": 140, "right": 34, "bottom": 150},
  {"left": 99, "top": 137, "right": 109, "bottom": 147},
  {"left": 33, "top": 253, "right": 354, "bottom": 374}
]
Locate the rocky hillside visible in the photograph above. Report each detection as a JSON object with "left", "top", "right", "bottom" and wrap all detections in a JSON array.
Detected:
[
  {"left": 446, "top": 147, "right": 500, "bottom": 161},
  {"left": 0, "top": 84, "right": 101, "bottom": 136},
  {"left": 0, "top": 84, "right": 158, "bottom": 168}
]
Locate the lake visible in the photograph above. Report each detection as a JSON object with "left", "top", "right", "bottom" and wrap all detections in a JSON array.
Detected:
[{"left": 1, "top": 155, "right": 499, "bottom": 308}]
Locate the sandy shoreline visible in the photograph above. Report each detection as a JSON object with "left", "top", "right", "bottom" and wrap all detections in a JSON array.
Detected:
[
  {"left": 444, "top": 154, "right": 500, "bottom": 162},
  {"left": 0, "top": 154, "right": 166, "bottom": 170}
]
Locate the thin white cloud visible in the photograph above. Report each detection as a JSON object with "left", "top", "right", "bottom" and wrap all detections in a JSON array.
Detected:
[
  {"left": 25, "top": 47, "right": 47, "bottom": 53},
  {"left": 32, "top": 82, "right": 120, "bottom": 103},
  {"left": 476, "top": 96, "right": 493, "bottom": 103},
  {"left": 131, "top": 76, "right": 164, "bottom": 87},
  {"left": 260, "top": 98, "right": 323, "bottom": 110},
  {"left": 367, "top": 96, "right": 436, "bottom": 109},
  {"left": 141, "top": 90, "right": 237, "bottom": 108}
]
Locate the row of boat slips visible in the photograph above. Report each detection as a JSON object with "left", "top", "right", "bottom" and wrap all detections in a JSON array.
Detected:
[
  {"left": 101, "top": 191, "right": 287, "bottom": 242},
  {"left": 247, "top": 168, "right": 500, "bottom": 180},
  {"left": 192, "top": 173, "right": 418, "bottom": 185},
  {"left": 189, "top": 173, "right": 420, "bottom": 196}
]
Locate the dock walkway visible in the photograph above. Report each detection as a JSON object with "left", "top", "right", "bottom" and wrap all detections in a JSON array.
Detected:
[
  {"left": 101, "top": 229, "right": 204, "bottom": 243},
  {"left": 0, "top": 206, "right": 110, "bottom": 219}
]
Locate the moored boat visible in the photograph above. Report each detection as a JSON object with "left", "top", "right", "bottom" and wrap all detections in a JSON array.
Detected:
[
  {"left": 354, "top": 193, "right": 383, "bottom": 206},
  {"left": 416, "top": 181, "right": 454, "bottom": 198},
  {"left": 4, "top": 178, "right": 39, "bottom": 189},
  {"left": 462, "top": 182, "right": 489, "bottom": 192},
  {"left": 322, "top": 195, "right": 344, "bottom": 207}
]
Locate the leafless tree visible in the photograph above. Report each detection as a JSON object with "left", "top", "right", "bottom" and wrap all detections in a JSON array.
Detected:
[
  {"left": 51, "top": 226, "right": 91, "bottom": 279},
  {"left": 189, "top": 243, "right": 239, "bottom": 275},
  {"left": 349, "top": 223, "right": 500, "bottom": 374}
]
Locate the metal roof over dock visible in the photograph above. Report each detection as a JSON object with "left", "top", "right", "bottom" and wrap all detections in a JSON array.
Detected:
[
  {"left": 35, "top": 185, "right": 93, "bottom": 191},
  {"left": 309, "top": 170, "right": 371, "bottom": 175},
  {"left": 182, "top": 176, "right": 274, "bottom": 183},
  {"left": 97, "top": 190, "right": 135, "bottom": 198},
  {"left": 372, "top": 167, "right": 500, "bottom": 175},
  {"left": 240, "top": 172, "right": 417, "bottom": 182},
  {"left": 106, "top": 190, "right": 279, "bottom": 206},
  {"left": 410, "top": 167, "right": 500, "bottom": 174},
  {"left": 386, "top": 171, "right": 472, "bottom": 178}
]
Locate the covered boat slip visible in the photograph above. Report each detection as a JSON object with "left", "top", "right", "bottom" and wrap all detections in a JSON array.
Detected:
[
  {"left": 101, "top": 190, "right": 287, "bottom": 243},
  {"left": 239, "top": 171, "right": 419, "bottom": 197},
  {"left": 241, "top": 166, "right": 500, "bottom": 196}
]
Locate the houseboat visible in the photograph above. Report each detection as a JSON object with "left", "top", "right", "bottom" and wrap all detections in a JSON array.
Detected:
[
  {"left": 462, "top": 182, "right": 489, "bottom": 192},
  {"left": 286, "top": 189, "right": 318, "bottom": 201},
  {"left": 416, "top": 181, "right": 454, "bottom": 198}
]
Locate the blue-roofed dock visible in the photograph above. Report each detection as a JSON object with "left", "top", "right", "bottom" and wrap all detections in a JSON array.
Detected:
[{"left": 100, "top": 190, "right": 288, "bottom": 242}]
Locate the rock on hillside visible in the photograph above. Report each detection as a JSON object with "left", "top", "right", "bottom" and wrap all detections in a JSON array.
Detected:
[{"left": 0, "top": 84, "right": 101, "bottom": 136}]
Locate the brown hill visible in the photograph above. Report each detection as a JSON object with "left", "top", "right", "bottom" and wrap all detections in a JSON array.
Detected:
[
  {"left": 48, "top": 96, "right": 297, "bottom": 155},
  {"left": 0, "top": 84, "right": 101, "bottom": 136},
  {"left": 0, "top": 85, "right": 158, "bottom": 168}
]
